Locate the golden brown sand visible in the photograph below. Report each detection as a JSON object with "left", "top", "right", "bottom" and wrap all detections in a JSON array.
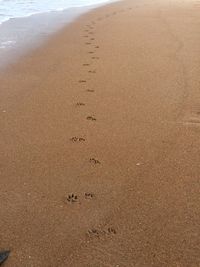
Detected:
[{"left": 0, "top": 0, "right": 200, "bottom": 266}]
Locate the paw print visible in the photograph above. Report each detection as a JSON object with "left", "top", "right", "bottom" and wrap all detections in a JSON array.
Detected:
[
  {"left": 90, "top": 158, "right": 101, "bottom": 164},
  {"left": 76, "top": 102, "right": 85, "bottom": 106},
  {"left": 107, "top": 227, "right": 117, "bottom": 235},
  {"left": 87, "top": 116, "right": 96, "bottom": 121},
  {"left": 87, "top": 226, "right": 117, "bottom": 239},
  {"left": 85, "top": 192, "right": 95, "bottom": 199},
  {"left": 70, "top": 137, "right": 85, "bottom": 142},
  {"left": 66, "top": 194, "right": 78, "bottom": 203},
  {"left": 87, "top": 228, "right": 100, "bottom": 238}
]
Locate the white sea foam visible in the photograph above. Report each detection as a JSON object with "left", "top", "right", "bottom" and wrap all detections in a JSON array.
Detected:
[
  {"left": 0, "top": 0, "right": 112, "bottom": 25},
  {"left": 0, "top": 40, "right": 16, "bottom": 49},
  {"left": 0, "top": 0, "right": 116, "bottom": 68}
]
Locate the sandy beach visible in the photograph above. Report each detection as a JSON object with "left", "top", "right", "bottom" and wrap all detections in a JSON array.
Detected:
[{"left": 0, "top": 0, "right": 200, "bottom": 266}]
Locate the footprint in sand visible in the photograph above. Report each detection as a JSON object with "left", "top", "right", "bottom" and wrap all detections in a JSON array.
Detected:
[
  {"left": 83, "top": 63, "right": 90, "bottom": 66},
  {"left": 88, "top": 70, "right": 96, "bottom": 74},
  {"left": 107, "top": 227, "right": 117, "bottom": 235},
  {"left": 76, "top": 102, "right": 86, "bottom": 106},
  {"left": 90, "top": 38, "right": 95, "bottom": 41},
  {"left": 87, "top": 227, "right": 117, "bottom": 239},
  {"left": 85, "top": 42, "right": 91, "bottom": 45},
  {"left": 87, "top": 116, "right": 97, "bottom": 121},
  {"left": 89, "top": 158, "right": 100, "bottom": 164},
  {"left": 85, "top": 192, "right": 95, "bottom": 200},
  {"left": 79, "top": 80, "right": 87, "bottom": 83},
  {"left": 88, "top": 51, "right": 95, "bottom": 54},
  {"left": 86, "top": 89, "right": 95, "bottom": 93},
  {"left": 66, "top": 194, "right": 78, "bottom": 203},
  {"left": 95, "top": 46, "right": 100, "bottom": 49},
  {"left": 70, "top": 137, "right": 85, "bottom": 142},
  {"left": 91, "top": 56, "right": 99, "bottom": 60},
  {"left": 87, "top": 229, "right": 100, "bottom": 238}
]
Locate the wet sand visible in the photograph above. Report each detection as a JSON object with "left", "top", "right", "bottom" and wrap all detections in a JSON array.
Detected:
[{"left": 0, "top": 0, "right": 200, "bottom": 266}]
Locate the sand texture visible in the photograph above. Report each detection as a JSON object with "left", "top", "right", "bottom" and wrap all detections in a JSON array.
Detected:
[{"left": 0, "top": 0, "right": 200, "bottom": 266}]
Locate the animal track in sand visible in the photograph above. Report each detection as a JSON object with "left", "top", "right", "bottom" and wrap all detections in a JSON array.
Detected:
[
  {"left": 70, "top": 137, "right": 85, "bottom": 142},
  {"left": 79, "top": 80, "right": 87, "bottom": 83},
  {"left": 90, "top": 38, "right": 95, "bottom": 41},
  {"left": 87, "top": 227, "right": 117, "bottom": 239},
  {"left": 88, "top": 51, "right": 95, "bottom": 54},
  {"left": 107, "top": 227, "right": 117, "bottom": 235},
  {"left": 85, "top": 42, "right": 91, "bottom": 45},
  {"left": 87, "top": 116, "right": 97, "bottom": 121},
  {"left": 86, "top": 89, "right": 95, "bottom": 93},
  {"left": 85, "top": 192, "right": 95, "bottom": 200},
  {"left": 88, "top": 70, "right": 96, "bottom": 74},
  {"left": 95, "top": 46, "right": 100, "bottom": 49},
  {"left": 91, "top": 56, "right": 99, "bottom": 60},
  {"left": 89, "top": 158, "right": 101, "bottom": 164},
  {"left": 83, "top": 63, "right": 90, "bottom": 66},
  {"left": 66, "top": 193, "right": 78, "bottom": 203},
  {"left": 87, "top": 228, "right": 100, "bottom": 238},
  {"left": 65, "top": 192, "right": 95, "bottom": 206},
  {"left": 76, "top": 102, "right": 86, "bottom": 106}
]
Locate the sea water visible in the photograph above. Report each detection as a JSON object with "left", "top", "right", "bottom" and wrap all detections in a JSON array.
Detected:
[
  {"left": 0, "top": 0, "right": 115, "bottom": 68},
  {"left": 0, "top": 0, "right": 113, "bottom": 25}
]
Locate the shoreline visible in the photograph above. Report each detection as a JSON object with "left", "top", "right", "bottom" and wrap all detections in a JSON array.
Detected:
[
  {"left": 0, "top": 0, "right": 118, "bottom": 70},
  {"left": 0, "top": 0, "right": 200, "bottom": 266}
]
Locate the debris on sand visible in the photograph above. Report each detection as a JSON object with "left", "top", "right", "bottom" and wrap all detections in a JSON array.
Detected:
[{"left": 0, "top": 251, "right": 10, "bottom": 265}]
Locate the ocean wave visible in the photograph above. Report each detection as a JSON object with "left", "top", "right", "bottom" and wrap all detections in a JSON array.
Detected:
[{"left": 0, "top": 0, "right": 112, "bottom": 25}]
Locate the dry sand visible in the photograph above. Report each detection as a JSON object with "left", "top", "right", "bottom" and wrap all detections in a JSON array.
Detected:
[{"left": 0, "top": 0, "right": 200, "bottom": 266}]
